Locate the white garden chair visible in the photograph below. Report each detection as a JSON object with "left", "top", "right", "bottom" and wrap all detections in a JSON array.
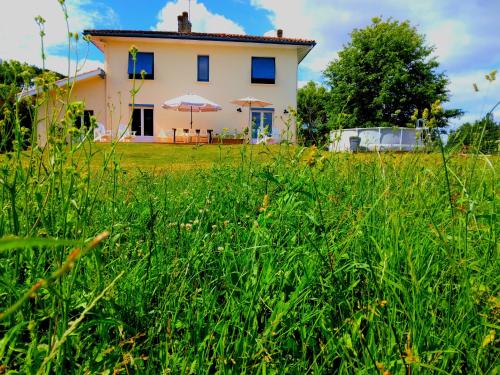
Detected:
[
  {"left": 117, "top": 124, "right": 136, "bottom": 142},
  {"left": 256, "top": 128, "right": 273, "bottom": 144},
  {"left": 93, "top": 123, "right": 112, "bottom": 142},
  {"left": 158, "top": 129, "right": 174, "bottom": 143}
]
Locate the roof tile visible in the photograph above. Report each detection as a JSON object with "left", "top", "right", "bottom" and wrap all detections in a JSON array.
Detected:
[{"left": 83, "top": 30, "right": 316, "bottom": 46}]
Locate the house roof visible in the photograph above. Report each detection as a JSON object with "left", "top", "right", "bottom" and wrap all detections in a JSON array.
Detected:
[
  {"left": 19, "top": 68, "right": 105, "bottom": 98},
  {"left": 83, "top": 30, "right": 316, "bottom": 62},
  {"left": 84, "top": 29, "right": 316, "bottom": 46}
]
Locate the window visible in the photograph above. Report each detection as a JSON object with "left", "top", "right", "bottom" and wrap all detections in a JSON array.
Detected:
[
  {"left": 128, "top": 52, "right": 154, "bottom": 80},
  {"left": 75, "top": 110, "right": 94, "bottom": 129},
  {"left": 197, "top": 55, "right": 209, "bottom": 82},
  {"left": 251, "top": 57, "right": 275, "bottom": 84},
  {"left": 131, "top": 106, "right": 154, "bottom": 136}
]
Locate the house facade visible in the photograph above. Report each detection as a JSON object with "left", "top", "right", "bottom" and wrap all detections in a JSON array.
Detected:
[{"left": 31, "top": 12, "right": 316, "bottom": 144}]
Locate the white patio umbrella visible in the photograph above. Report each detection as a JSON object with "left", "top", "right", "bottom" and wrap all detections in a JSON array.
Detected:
[
  {"left": 162, "top": 94, "right": 222, "bottom": 129},
  {"left": 231, "top": 97, "right": 272, "bottom": 137}
]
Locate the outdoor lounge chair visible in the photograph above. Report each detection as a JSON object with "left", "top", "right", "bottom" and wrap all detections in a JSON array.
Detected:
[
  {"left": 117, "top": 124, "right": 136, "bottom": 142},
  {"left": 93, "top": 123, "right": 112, "bottom": 142}
]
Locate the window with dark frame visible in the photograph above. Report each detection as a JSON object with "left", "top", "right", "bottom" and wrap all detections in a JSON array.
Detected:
[
  {"left": 197, "top": 55, "right": 210, "bottom": 82},
  {"left": 128, "top": 52, "right": 154, "bottom": 80},
  {"left": 251, "top": 57, "right": 276, "bottom": 84},
  {"left": 75, "top": 110, "right": 94, "bottom": 129}
]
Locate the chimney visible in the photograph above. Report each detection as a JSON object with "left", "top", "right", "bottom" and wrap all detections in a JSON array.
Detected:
[
  {"left": 182, "top": 12, "right": 192, "bottom": 33},
  {"left": 177, "top": 15, "right": 183, "bottom": 32},
  {"left": 178, "top": 12, "right": 192, "bottom": 33},
  {"left": 277, "top": 29, "right": 283, "bottom": 38}
]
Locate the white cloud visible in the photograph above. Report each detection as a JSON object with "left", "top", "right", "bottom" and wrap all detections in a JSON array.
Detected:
[
  {"left": 43, "top": 55, "right": 104, "bottom": 76},
  {"left": 297, "top": 80, "right": 308, "bottom": 88},
  {"left": 447, "top": 70, "right": 500, "bottom": 127},
  {"left": 425, "top": 21, "right": 472, "bottom": 63},
  {"left": 155, "top": 0, "right": 245, "bottom": 34},
  {"left": 250, "top": 0, "right": 358, "bottom": 75},
  {"left": 0, "top": 0, "right": 115, "bottom": 74},
  {"left": 302, "top": 54, "right": 336, "bottom": 74}
]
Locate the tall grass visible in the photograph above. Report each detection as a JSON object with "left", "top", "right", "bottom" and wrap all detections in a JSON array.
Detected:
[
  {"left": 1, "top": 2, "right": 499, "bottom": 373},
  {"left": 1, "top": 142, "right": 498, "bottom": 373}
]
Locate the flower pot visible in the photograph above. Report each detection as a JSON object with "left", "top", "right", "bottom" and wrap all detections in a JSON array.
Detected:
[{"left": 222, "top": 138, "right": 244, "bottom": 145}]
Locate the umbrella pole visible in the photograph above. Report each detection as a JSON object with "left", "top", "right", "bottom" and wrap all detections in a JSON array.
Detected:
[
  {"left": 190, "top": 106, "right": 193, "bottom": 129},
  {"left": 248, "top": 101, "right": 252, "bottom": 143}
]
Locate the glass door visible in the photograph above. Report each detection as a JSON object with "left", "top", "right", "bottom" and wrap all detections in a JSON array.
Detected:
[
  {"left": 131, "top": 107, "right": 154, "bottom": 139},
  {"left": 132, "top": 108, "right": 141, "bottom": 135},
  {"left": 143, "top": 109, "right": 154, "bottom": 136},
  {"left": 251, "top": 110, "right": 273, "bottom": 143},
  {"left": 73, "top": 110, "right": 94, "bottom": 143},
  {"left": 262, "top": 112, "right": 273, "bottom": 136},
  {"left": 251, "top": 111, "right": 262, "bottom": 140}
]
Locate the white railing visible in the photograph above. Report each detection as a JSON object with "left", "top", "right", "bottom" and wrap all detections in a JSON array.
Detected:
[{"left": 329, "top": 127, "right": 427, "bottom": 152}]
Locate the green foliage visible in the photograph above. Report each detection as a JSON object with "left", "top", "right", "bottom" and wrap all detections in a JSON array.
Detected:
[
  {"left": 448, "top": 114, "right": 500, "bottom": 153},
  {"left": 0, "top": 143, "right": 498, "bottom": 373},
  {"left": 0, "top": 60, "right": 36, "bottom": 152},
  {"left": 297, "top": 81, "right": 330, "bottom": 145},
  {"left": 324, "top": 18, "right": 462, "bottom": 129},
  {"left": 0, "top": 60, "right": 64, "bottom": 152}
]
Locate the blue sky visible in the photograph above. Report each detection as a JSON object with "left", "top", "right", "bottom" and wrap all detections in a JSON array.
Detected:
[{"left": 1, "top": 0, "right": 499, "bottom": 127}]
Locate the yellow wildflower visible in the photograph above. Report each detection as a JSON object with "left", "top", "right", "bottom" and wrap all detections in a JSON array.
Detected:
[
  {"left": 259, "top": 194, "right": 269, "bottom": 212},
  {"left": 481, "top": 330, "right": 495, "bottom": 348}
]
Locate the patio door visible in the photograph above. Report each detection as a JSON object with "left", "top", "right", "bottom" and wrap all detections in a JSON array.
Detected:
[
  {"left": 251, "top": 109, "right": 273, "bottom": 143},
  {"left": 131, "top": 106, "right": 154, "bottom": 140},
  {"left": 72, "top": 110, "right": 94, "bottom": 142}
]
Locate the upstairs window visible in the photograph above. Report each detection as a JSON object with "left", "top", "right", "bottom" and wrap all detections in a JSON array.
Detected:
[
  {"left": 197, "top": 55, "right": 209, "bottom": 82},
  {"left": 251, "top": 57, "right": 275, "bottom": 84},
  {"left": 128, "top": 52, "right": 154, "bottom": 80}
]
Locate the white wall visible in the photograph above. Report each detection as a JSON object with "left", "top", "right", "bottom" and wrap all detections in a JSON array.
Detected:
[
  {"left": 329, "top": 128, "right": 426, "bottom": 152},
  {"left": 102, "top": 38, "right": 299, "bottom": 140}
]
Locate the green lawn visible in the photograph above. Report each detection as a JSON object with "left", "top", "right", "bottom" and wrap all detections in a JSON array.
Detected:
[
  {"left": 91, "top": 143, "right": 278, "bottom": 171},
  {"left": 1, "top": 142, "right": 498, "bottom": 373}
]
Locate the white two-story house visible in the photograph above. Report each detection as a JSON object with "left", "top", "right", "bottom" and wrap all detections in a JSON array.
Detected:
[{"left": 27, "top": 12, "right": 315, "bottom": 144}]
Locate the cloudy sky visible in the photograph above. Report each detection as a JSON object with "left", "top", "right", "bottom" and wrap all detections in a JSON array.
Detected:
[{"left": 1, "top": 0, "right": 498, "bottom": 127}]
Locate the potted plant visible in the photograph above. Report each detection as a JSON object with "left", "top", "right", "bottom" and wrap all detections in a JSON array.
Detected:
[{"left": 221, "top": 128, "right": 245, "bottom": 144}]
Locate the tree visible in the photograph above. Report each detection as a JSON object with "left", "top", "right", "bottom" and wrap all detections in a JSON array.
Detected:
[
  {"left": 0, "top": 60, "right": 63, "bottom": 152},
  {"left": 296, "top": 81, "right": 330, "bottom": 145},
  {"left": 447, "top": 114, "right": 499, "bottom": 154},
  {"left": 0, "top": 60, "right": 36, "bottom": 151},
  {"left": 324, "top": 17, "right": 462, "bottom": 129}
]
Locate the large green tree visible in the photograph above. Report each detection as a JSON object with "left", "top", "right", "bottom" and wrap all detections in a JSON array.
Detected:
[
  {"left": 297, "top": 81, "right": 330, "bottom": 145},
  {"left": 324, "top": 17, "right": 462, "bottom": 129}
]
